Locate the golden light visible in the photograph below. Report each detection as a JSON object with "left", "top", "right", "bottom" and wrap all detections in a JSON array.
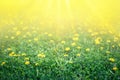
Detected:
[{"left": 0, "top": 0, "right": 120, "bottom": 30}]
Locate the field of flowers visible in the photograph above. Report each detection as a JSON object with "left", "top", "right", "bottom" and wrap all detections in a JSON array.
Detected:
[{"left": 0, "top": 17, "right": 120, "bottom": 80}]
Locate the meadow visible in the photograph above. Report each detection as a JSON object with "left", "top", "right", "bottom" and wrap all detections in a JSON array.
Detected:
[{"left": 0, "top": 17, "right": 120, "bottom": 80}]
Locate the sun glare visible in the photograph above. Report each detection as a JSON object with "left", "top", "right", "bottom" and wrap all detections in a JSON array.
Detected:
[{"left": 0, "top": 0, "right": 120, "bottom": 29}]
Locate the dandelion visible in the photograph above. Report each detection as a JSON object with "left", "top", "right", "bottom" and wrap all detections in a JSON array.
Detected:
[
  {"left": 106, "top": 40, "right": 111, "bottom": 43},
  {"left": 64, "top": 54, "right": 68, "bottom": 57},
  {"left": 100, "top": 47, "right": 104, "bottom": 50},
  {"left": 24, "top": 57, "right": 29, "bottom": 61},
  {"left": 113, "top": 66, "right": 118, "bottom": 71},
  {"left": 114, "top": 37, "right": 119, "bottom": 42},
  {"left": 50, "top": 40, "right": 54, "bottom": 43},
  {"left": 72, "top": 37, "right": 79, "bottom": 41},
  {"left": 65, "top": 47, "right": 70, "bottom": 51},
  {"left": 1, "top": 62, "right": 6, "bottom": 66},
  {"left": 9, "top": 52, "right": 15, "bottom": 56},
  {"left": 7, "top": 48, "right": 12, "bottom": 51},
  {"left": 95, "top": 37, "right": 102, "bottom": 45},
  {"left": 11, "top": 36, "right": 15, "bottom": 39},
  {"left": 34, "top": 38, "right": 38, "bottom": 41},
  {"left": 74, "top": 33, "right": 79, "bottom": 37},
  {"left": 37, "top": 53, "right": 46, "bottom": 58},
  {"left": 35, "top": 63, "right": 39, "bottom": 66},
  {"left": 106, "top": 51, "right": 110, "bottom": 54},
  {"left": 109, "top": 58, "right": 115, "bottom": 62},
  {"left": 25, "top": 61, "right": 30, "bottom": 65},
  {"left": 76, "top": 53, "right": 81, "bottom": 57},
  {"left": 48, "top": 34, "right": 52, "bottom": 37},
  {"left": 86, "top": 48, "right": 90, "bottom": 52},
  {"left": 71, "top": 42, "right": 76, "bottom": 46},
  {"left": 16, "top": 31, "right": 21, "bottom": 36},
  {"left": 21, "top": 53, "right": 26, "bottom": 56},
  {"left": 61, "top": 40, "right": 65, "bottom": 44},
  {"left": 77, "top": 46, "right": 81, "bottom": 49}
]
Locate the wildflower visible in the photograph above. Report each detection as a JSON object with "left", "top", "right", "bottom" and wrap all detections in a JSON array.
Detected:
[
  {"left": 16, "top": 31, "right": 21, "bottom": 36},
  {"left": 86, "top": 48, "right": 90, "bottom": 52},
  {"left": 48, "top": 34, "right": 52, "bottom": 37},
  {"left": 50, "top": 40, "right": 54, "bottom": 43},
  {"left": 65, "top": 47, "right": 70, "bottom": 51},
  {"left": 44, "top": 32, "right": 48, "bottom": 35},
  {"left": 74, "top": 33, "right": 79, "bottom": 37},
  {"left": 114, "top": 37, "right": 119, "bottom": 42},
  {"left": 25, "top": 61, "right": 30, "bottom": 65},
  {"left": 64, "top": 54, "right": 68, "bottom": 57},
  {"left": 9, "top": 52, "right": 15, "bottom": 56},
  {"left": 35, "top": 63, "right": 39, "bottom": 66},
  {"left": 1, "top": 62, "right": 6, "bottom": 66},
  {"left": 72, "top": 37, "right": 79, "bottom": 41},
  {"left": 24, "top": 57, "right": 29, "bottom": 61},
  {"left": 106, "top": 40, "right": 111, "bottom": 43},
  {"left": 7, "top": 48, "right": 12, "bottom": 51},
  {"left": 100, "top": 47, "right": 104, "bottom": 50},
  {"left": 61, "top": 40, "right": 65, "bottom": 44},
  {"left": 71, "top": 42, "right": 76, "bottom": 46},
  {"left": 21, "top": 53, "right": 26, "bottom": 56},
  {"left": 11, "top": 36, "right": 15, "bottom": 39},
  {"left": 37, "top": 53, "right": 46, "bottom": 58},
  {"left": 95, "top": 37, "right": 102, "bottom": 45},
  {"left": 109, "top": 58, "right": 115, "bottom": 62},
  {"left": 106, "top": 51, "right": 110, "bottom": 54},
  {"left": 76, "top": 53, "right": 81, "bottom": 57},
  {"left": 113, "top": 66, "right": 118, "bottom": 71},
  {"left": 34, "top": 38, "right": 38, "bottom": 41},
  {"left": 77, "top": 46, "right": 81, "bottom": 49},
  {"left": 28, "top": 40, "right": 32, "bottom": 42}
]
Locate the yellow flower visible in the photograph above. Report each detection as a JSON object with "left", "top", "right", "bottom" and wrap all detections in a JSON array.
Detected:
[
  {"left": 64, "top": 54, "right": 68, "bottom": 57},
  {"left": 109, "top": 58, "right": 115, "bottom": 62},
  {"left": 34, "top": 38, "right": 38, "bottom": 41},
  {"left": 7, "top": 48, "right": 12, "bottom": 51},
  {"left": 74, "top": 33, "right": 79, "bottom": 37},
  {"left": 113, "top": 66, "right": 118, "bottom": 71},
  {"left": 16, "top": 31, "right": 21, "bottom": 36},
  {"left": 72, "top": 37, "right": 79, "bottom": 41},
  {"left": 106, "top": 40, "right": 111, "bottom": 43},
  {"left": 100, "top": 47, "right": 104, "bottom": 50},
  {"left": 61, "top": 41, "right": 65, "bottom": 44},
  {"left": 71, "top": 42, "right": 76, "bottom": 46},
  {"left": 48, "top": 34, "right": 52, "bottom": 37},
  {"left": 114, "top": 37, "right": 118, "bottom": 42},
  {"left": 9, "top": 52, "right": 15, "bottom": 56},
  {"left": 76, "top": 53, "right": 81, "bottom": 57},
  {"left": 28, "top": 40, "right": 32, "bottom": 42},
  {"left": 65, "top": 47, "right": 70, "bottom": 51},
  {"left": 11, "top": 36, "right": 15, "bottom": 39},
  {"left": 37, "top": 53, "right": 46, "bottom": 58},
  {"left": 1, "top": 62, "right": 6, "bottom": 66},
  {"left": 25, "top": 61, "right": 30, "bottom": 65},
  {"left": 86, "top": 48, "right": 90, "bottom": 52},
  {"left": 106, "top": 51, "right": 110, "bottom": 54},
  {"left": 24, "top": 57, "right": 29, "bottom": 61},
  {"left": 35, "top": 63, "right": 39, "bottom": 66},
  {"left": 21, "top": 53, "right": 26, "bottom": 56},
  {"left": 95, "top": 37, "right": 102, "bottom": 45},
  {"left": 77, "top": 46, "right": 81, "bottom": 49},
  {"left": 50, "top": 40, "right": 54, "bottom": 43}
]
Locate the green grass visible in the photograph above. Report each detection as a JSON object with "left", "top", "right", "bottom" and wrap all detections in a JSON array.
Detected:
[{"left": 0, "top": 25, "right": 120, "bottom": 80}]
